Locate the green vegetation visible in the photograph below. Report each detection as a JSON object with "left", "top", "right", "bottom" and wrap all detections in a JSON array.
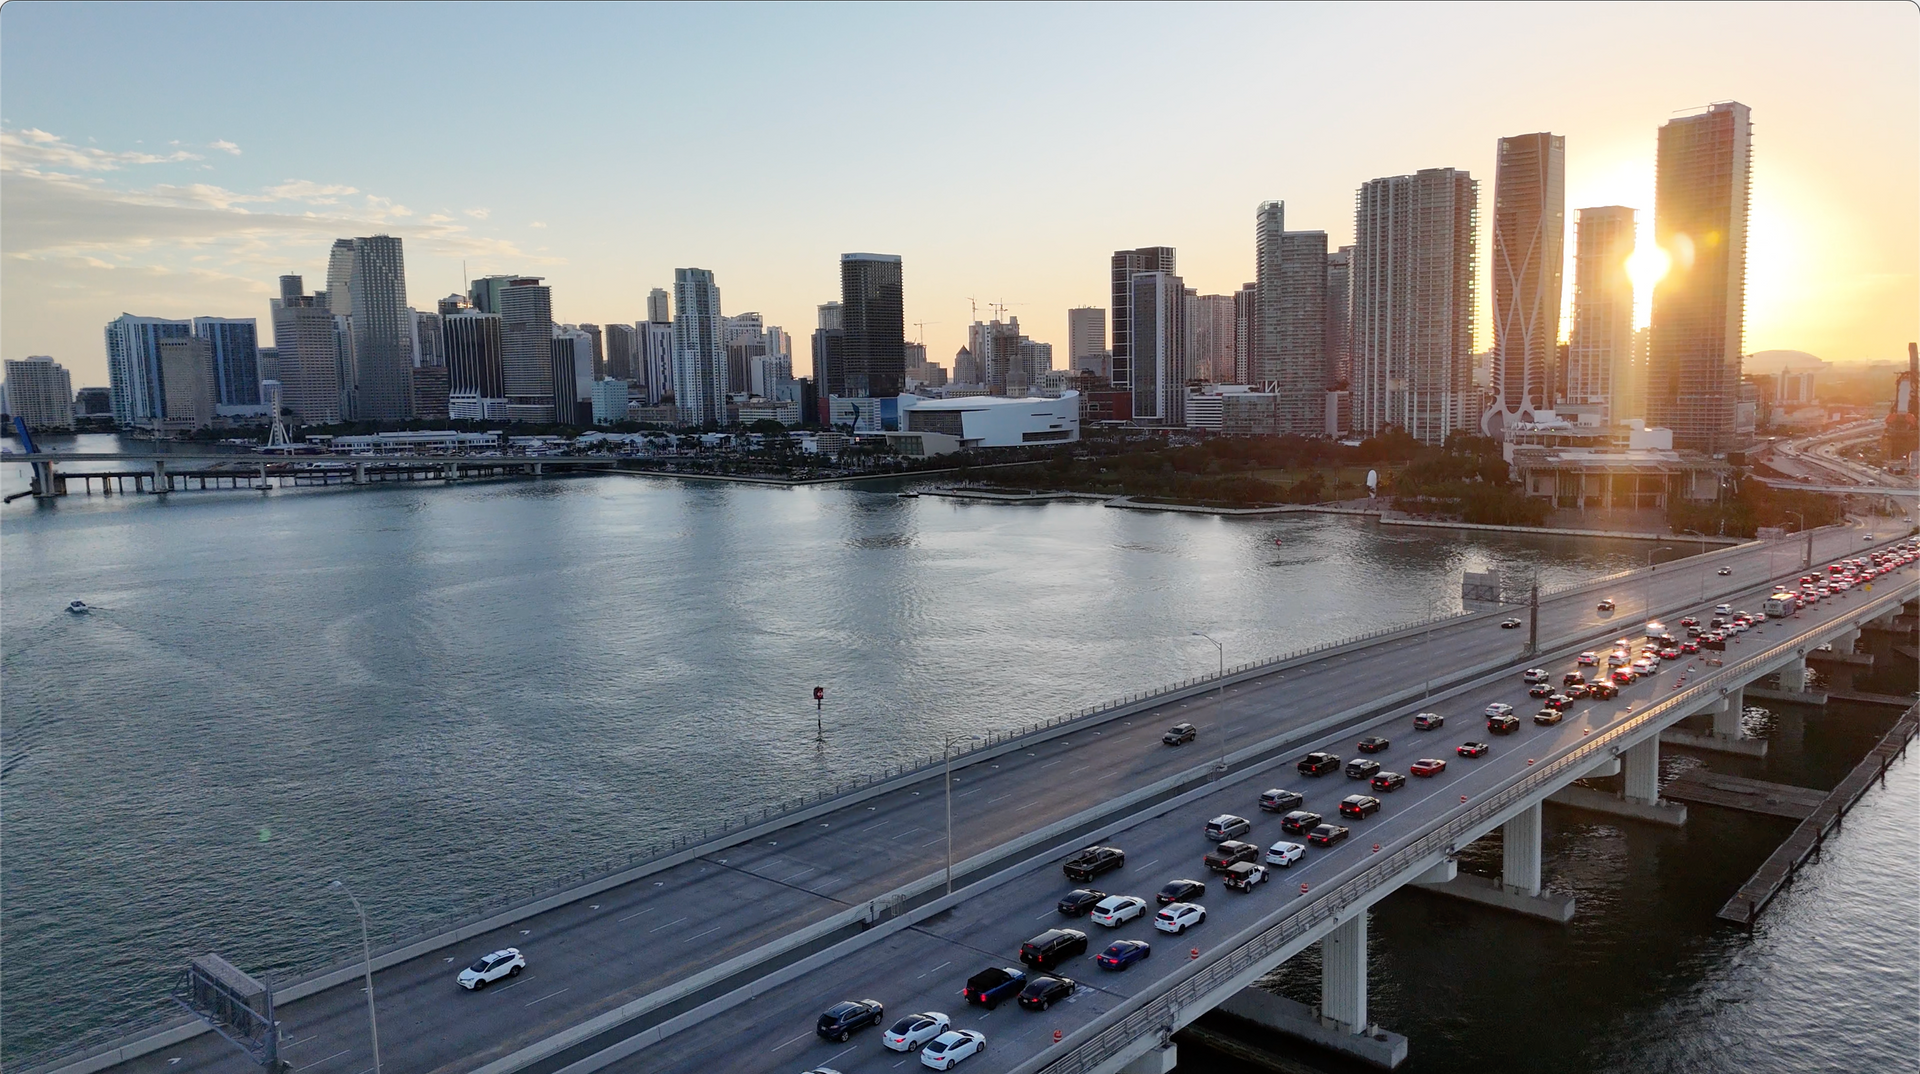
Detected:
[{"left": 1667, "top": 478, "right": 1844, "bottom": 538}]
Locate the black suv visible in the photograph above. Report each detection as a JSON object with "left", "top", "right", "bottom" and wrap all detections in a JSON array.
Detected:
[
  {"left": 1281, "top": 809, "right": 1323, "bottom": 835},
  {"left": 1057, "top": 889, "right": 1106, "bottom": 916},
  {"left": 1021, "top": 928, "right": 1089, "bottom": 970},
  {"left": 1356, "top": 736, "right": 1390, "bottom": 754},
  {"left": 1338, "top": 794, "right": 1381, "bottom": 819},
  {"left": 1163, "top": 722, "right": 1197, "bottom": 745},
  {"left": 1062, "top": 845, "right": 1125, "bottom": 882},
  {"left": 1297, "top": 752, "right": 1340, "bottom": 776},
  {"left": 1487, "top": 714, "right": 1521, "bottom": 735},
  {"left": 1345, "top": 758, "right": 1381, "bottom": 780},
  {"left": 817, "top": 998, "right": 885, "bottom": 1041}
]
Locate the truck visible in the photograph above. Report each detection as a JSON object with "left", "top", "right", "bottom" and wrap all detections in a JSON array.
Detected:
[
  {"left": 1763, "top": 592, "right": 1798, "bottom": 617},
  {"left": 963, "top": 965, "right": 1026, "bottom": 1009},
  {"left": 1062, "top": 845, "right": 1125, "bottom": 882}
]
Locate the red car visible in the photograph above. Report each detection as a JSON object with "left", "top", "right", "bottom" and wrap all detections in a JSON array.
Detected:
[
  {"left": 1681, "top": 641, "right": 1699, "bottom": 654},
  {"left": 1409, "top": 757, "right": 1447, "bottom": 777},
  {"left": 1456, "top": 741, "right": 1490, "bottom": 758}
]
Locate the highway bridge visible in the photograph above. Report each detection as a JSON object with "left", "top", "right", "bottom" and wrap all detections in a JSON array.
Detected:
[
  {"left": 2, "top": 451, "right": 613, "bottom": 499},
  {"left": 33, "top": 524, "right": 1919, "bottom": 1074}
]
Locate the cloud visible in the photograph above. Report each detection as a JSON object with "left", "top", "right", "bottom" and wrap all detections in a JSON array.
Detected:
[
  {"left": 210, "top": 140, "right": 242, "bottom": 155},
  {"left": 464, "top": 208, "right": 490, "bottom": 219},
  {"left": 529, "top": 221, "right": 547, "bottom": 228},
  {"left": 1, "top": 128, "right": 200, "bottom": 171}
]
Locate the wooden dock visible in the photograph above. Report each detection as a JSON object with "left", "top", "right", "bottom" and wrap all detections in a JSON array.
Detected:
[
  {"left": 1718, "top": 702, "right": 1920, "bottom": 927},
  {"left": 1826, "top": 688, "right": 1920, "bottom": 709},
  {"left": 1664, "top": 768, "right": 1825, "bottom": 820}
]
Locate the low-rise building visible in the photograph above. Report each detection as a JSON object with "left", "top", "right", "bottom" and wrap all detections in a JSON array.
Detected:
[
  {"left": 899, "top": 391, "right": 1078, "bottom": 448},
  {"left": 1508, "top": 440, "right": 1730, "bottom": 509},
  {"left": 329, "top": 430, "right": 503, "bottom": 453},
  {"left": 592, "top": 378, "right": 630, "bottom": 426}
]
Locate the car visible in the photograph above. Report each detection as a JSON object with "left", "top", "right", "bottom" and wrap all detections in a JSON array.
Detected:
[
  {"left": 885, "top": 1012, "right": 953, "bottom": 1052},
  {"left": 1752, "top": 612, "right": 1767, "bottom": 623},
  {"left": 1485, "top": 702, "right": 1516, "bottom": 718},
  {"left": 1577, "top": 651, "right": 1598, "bottom": 666},
  {"left": 1563, "top": 682, "right": 1592, "bottom": 700},
  {"left": 1659, "top": 648, "right": 1681, "bottom": 661},
  {"left": 1018, "top": 975, "right": 1076, "bottom": 1011},
  {"left": 1501, "top": 617, "right": 1523, "bottom": 629},
  {"left": 1163, "top": 722, "right": 1197, "bottom": 746},
  {"left": 1345, "top": 758, "right": 1381, "bottom": 781},
  {"left": 817, "top": 999, "right": 886, "bottom": 1042},
  {"left": 1587, "top": 680, "right": 1619, "bottom": 700},
  {"left": 1631, "top": 659, "right": 1656, "bottom": 676},
  {"left": 1088, "top": 895, "right": 1148, "bottom": 927},
  {"left": 1265, "top": 840, "right": 1306, "bottom": 867},
  {"left": 1597, "top": 599, "right": 1616, "bottom": 612},
  {"left": 1487, "top": 713, "right": 1521, "bottom": 735},
  {"left": 1409, "top": 757, "right": 1447, "bottom": 777},
  {"left": 1562, "top": 671, "right": 1587, "bottom": 686},
  {"left": 1307, "top": 823, "right": 1351, "bottom": 847},
  {"left": 1715, "top": 603, "right": 1733, "bottom": 616},
  {"left": 1096, "top": 939, "right": 1152, "bottom": 970},
  {"left": 964, "top": 966, "right": 1027, "bottom": 1008},
  {"left": 1522, "top": 668, "right": 1550, "bottom": 684},
  {"left": 1370, "top": 771, "right": 1407, "bottom": 792},
  {"left": 1297, "top": 752, "right": 1341, "bottom": 776},
  {"left": 1154, "top": 902, "right": 1207, "bottom": 933},
  {"left": 1608, "top": 648, "right": 1631, "bottom": 664},
  {"left": 1223, "top": 862, "right": 1269, "bottom": 891},
  {"left": 1533, "top": 708, "right": 1564, "bottom": 726},
  {"left": 1204, "top": 840, "right": 1260, "bottom": 871},
  {"left": 1357, "top": 735, "right": 1391, "bottom": 753},
  {"left": 1611, "top": 666, "right": 1636, "bottom": 684},
  {"left": 1156, "top": 878, "right": 1206, "bottom": 904},
  {"left": 920, "top": 1029, "right": 985, "bottom": 1070},
  {"left": 1679, "top": 616, "right": 1698, "bottom": 627},
  {"left": 1528, "top": 683, "right": 1555, "bottom": 698},
  {"left": 1680, "top": 640, "right": 1699, "bottom": 654},
  {"left": 1414, "top": 712, "right": 1445, "bottom": 731},
  {"left": 1644, "top": 620, "right": 1665, "bottom": 637},
  {"left": 1259, "top": 788, "right": 1305, "bottom": 812},
  {"left": 1338, "top": 794, "right": 1381, "bottom": 819},
  {"left": 458, "top": 948, "right": 526, "bottom": 990},
  {"left": 1062, "top": 845, "right": 1125, "bottom": 882},
  {"left": 1020, "top": 929, "right": 1088, "bottom": 970},
  {"left": 1057, "top": 889, "right": 1106, "bottom": 916},
  {"left": 1280, "top": 809, "right": 1324, "bottom": 835},
  {"left": 1864, "top": 533, "right": 1875, "bottom": 542},
  {"left": 1717, "top": 566, "right": 1732, "bottom": 575},
  {"left": 1544, "top": 693, "right": 1574, "bottom": 710},
  {"left": 1204, "top": 814, "right": 1252, "bottom": 841},
  {"left": 1457, "top": 741, "right": 1490, "bottom": 758}
]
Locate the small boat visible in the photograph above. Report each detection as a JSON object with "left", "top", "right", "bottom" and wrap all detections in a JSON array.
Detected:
[
  {"left": 897, "top": 491, "right": 920, "bottom": 499},
  {"left": 67, "top": 600, "right": 89, "bottom": 615}
]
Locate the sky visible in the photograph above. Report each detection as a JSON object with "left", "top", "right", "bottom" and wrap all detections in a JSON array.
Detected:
[{"left": 2, "top": 2, "right": 1915, "bottom": 391}]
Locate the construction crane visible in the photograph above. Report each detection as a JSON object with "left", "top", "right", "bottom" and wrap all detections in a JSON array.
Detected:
[
  {"left": 912, "top": 321, "right": 939, "bottom": 344},
  {"left": 988, "top": 300, "right": 1025, "bottom": 322}
]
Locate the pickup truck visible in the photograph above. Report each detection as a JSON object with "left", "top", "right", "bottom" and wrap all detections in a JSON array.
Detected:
[
  {"left": 963, "top": 965, "right": 1027, "bottom": 1009},
  {"left": 1062, "top": 845, "right": 1125, "bottom": 882}
]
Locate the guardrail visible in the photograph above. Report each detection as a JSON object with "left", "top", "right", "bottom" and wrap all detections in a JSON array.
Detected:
[{"left": 1016, "top": 578, "right": 1920, "bottom": 1074}]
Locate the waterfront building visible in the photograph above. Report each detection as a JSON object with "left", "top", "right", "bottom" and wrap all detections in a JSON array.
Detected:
[
  {"left": 3, "top": 356, "right": 75, "bottom": 430},
  {"left": 1184, "top": 388, "right": 1225, "bottom": 431},
  {"left": 192, "top": 318, "right": 261, "bottom": 407},
  {"left": 269, "top": 277, "right": 344, "bottom": 426},
  {"left": 1648, "top": 101, "right": 1751, "bottom": 455},
  {"left": 636, "top": 320, "right": 674, "bottom": 405},
  {"left": 1486, "top": 132, "right": 1567, "bottom": 437},
  {"left": 411, "top": 365, "right": 449, "bottom": 421},
  {"left": 1351, "top": 167, "right": 1479, "bottom": 444},
  {"left": 75, "top": 385, "right": 113, "bottom": 420},
  {"left": 592, "top": 378, "right": 630, "bottom": 426},
  {"left": 812, "top": 301, "right": 847, "bottom": 409},
  {"left": 1067, "top": 306, "right": 1107, "bottom": 379},
  {"left": 1186, "top": 292, "right": 1237, "bottom": 384},
  {"left": 158, "top": 336, "right": 216, "bottom": 429},
  {"left": 673, "top": 267, "right": 727, "bottom": 427},
  {"left": 1128, "top": 270, "right": 1186, "bottom": 425},
  {"left": 893, "top": 391, "right": 1079, "bottom": 451},
  {"left": 1566, "top": 206, "right": 1637, "bottom": 422},
  {"left": 496, "top": 278, "right": 555, "bottom": 422},
  {"left": 1325, "top": 248, "right": 1353, "bottom": 386},
  {"left": 552, "top": 328, "right": 595, "bottom": 426},
  {"left": 104, "top": 313, "right": 193, "bottom": 427},
  {"left": 344, "top": 235, "right": 411, "bottom": 422},
  {"left": 1110, "top": 246, "right": 1175, "bottom": 391},
  {"left": 738, "top": 398, "right": 801, "bottom": 426},
  {"left": 444, "top": 309, "right": 506, "bottom": 399},
  {"left": 605, "top": 323, "right": 637, "bottom": 381},
  {"left": 840, "top": 253, "right": 906, "bottom": 398},
  {"left": 1252, "top": 201, "right": 1330, "bottom": 432}
]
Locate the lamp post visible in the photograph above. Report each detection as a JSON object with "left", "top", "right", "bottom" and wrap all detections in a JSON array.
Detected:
[
  {"left": 1192, "top": 632, "right": 1226, "bottom": 772},
  {"left": 1644, "top": 546, "right": 1672, "bottom": 630},
  {"left": 943, "top": 733, "right": 982, "bottom": 895},
  {"left": 1680, "top": 529, "right": 1708, "bottom": 601},
  {"left": 1788, "top": 510, "right": 1808, "bottom": 573},
  {"left": 330, "top": 881, "right": 382, "bottom": 1074}
]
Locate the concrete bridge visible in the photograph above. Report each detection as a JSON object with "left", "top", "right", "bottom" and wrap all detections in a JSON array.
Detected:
[
  {"left": 1749, "top": 476, "right": 1919, "bottom": 498},
  {"left": 2, "top": 452, "right": 613, "bottom": 499},
  {"left": 28, "top": 526, "right": 1919, "bottom": 1074}
]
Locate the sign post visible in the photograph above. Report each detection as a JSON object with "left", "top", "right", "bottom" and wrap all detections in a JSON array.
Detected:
[{"left": 813, "top": 686, "right": 825, "bottom": 743}]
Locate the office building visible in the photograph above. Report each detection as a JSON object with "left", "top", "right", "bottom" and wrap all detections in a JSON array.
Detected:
[
  {"left": 592, "top": 378, "right": 631, "bottom": 425},
  {"left": 410, "top": 309, "right": 444, "bottom": 370},
  {"left": 725, "top": 311, "right": 769, "bottom": 395},
  {"left": 1252, "top": 201, "right": 1330, "bottom": 434},
  {"left": 1566, "top": 206, "right": 1636, "bottom": 421},
  {"left": 578, "top": 323, "right": 605, "bottom": 380},
  {"left": 3, "top": 356, "right": 75, "bottom": 430},
  {"left": 444, "top": 309, "right": 506, "bottom": 399},
  {"left": 104, "top": 313, "right": 193, "bottom": 427},
  {"left": 411, "top": 365, "right": 449, "bottom": 421},
  {"left": 1128, "top": 270, "right": 1186, "bottom": 425},
  {"left": 812, "top": 300, "right": 847, "bottom": 405},
  {"left": 75, "top": 386, "right": 113, "bottom": 419},
  {"left": 158, "top": 337, "right": 216, "bottom": 429},
  {"left": 635, "top": 320, "right": 674, "bottom": 405},
  {"left": 605, "top": 323, "right": 637, "bottom": 381},
  {"left": 192, "top": 318, "right": 261, "bottom": 407},
  {"left": 492, "top": 278, "right": 555, "bottom": 421},
  {"left": 840, "top": 253, "right": 905, "bottom": 397},
  {"left": 1186, "top": 293, "right": 1237, "bottom": 384},
  {"left": 551, "top": 328, "right": 594, "bottom": 425},
  {"left": 1647, "top": 101, "right": 1751, "bottom": 454},
  {"left": 336, "top": 235, "right": 412, "bottom": 422},
  {"left": 1485, "top": 132, "right": 1567, "bottom": 436},
  {"left": 1110, "top": 247, "right": 1175, "bottom": 390},
  {"left": 672, "top": 267, "right": 726, "bottom": 426},
  {"left": 1233, "top": 283, "right": 1256, "bottom": 385},
  {"left": 1351, "top": 168, "right": 1479, "bottom": 444},
  {"left": 646, "top": 287, "right": 670, "bottom": 324},
  {"left": 1067, "top": 306, "right": 1107, "bottom": 379},
  {"left": 1325, "top": 248, "right": 1353, "bottom": 386},
  {"left": 270, "top": 277, "right": 346, "bottom": 425}
]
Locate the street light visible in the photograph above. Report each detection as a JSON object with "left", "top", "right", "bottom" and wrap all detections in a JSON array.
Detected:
[
  {"left": 943, "top": 733, "right": 982, "bottom": 895},
  {"left": 1680, "top": 529, "right": 1708, "bottom": 600},
  {"left": 1644, "top": 546, "right": 1672, "bottom": 630},
  {"left": 1191, "top": 632, "right": 1226, "bottom": 772},
  {"left": 330, "top": 880, "right": 382, "bottom": 1074},
  {"left": 1787, "top": 511, "right": 1808, "bottom": 572}
]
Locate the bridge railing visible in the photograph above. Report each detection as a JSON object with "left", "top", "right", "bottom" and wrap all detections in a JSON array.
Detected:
[{"left": 1020, "top": 580, "right": 1919, "bottom": 1074}]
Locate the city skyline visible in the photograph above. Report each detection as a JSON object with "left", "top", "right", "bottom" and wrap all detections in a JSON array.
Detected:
[{"left": 1, "top": 4, "right": 1914, "bottom": 392}]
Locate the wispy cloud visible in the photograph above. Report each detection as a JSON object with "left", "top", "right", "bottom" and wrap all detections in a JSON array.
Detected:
[
  {"left": 210, "top": 139, "right": 242, "bottom": 155},
  {"left": 2, "top": 127, "right": 201, "bottom": 171}
]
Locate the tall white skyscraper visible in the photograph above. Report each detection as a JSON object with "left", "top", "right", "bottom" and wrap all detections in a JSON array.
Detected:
[
  {"left": 345, "top": 235, "right": 411, "bottom": 422},
  {"left": 1485, "top": 132, "right": 1567, "bottom": 436},
  {"left": 1253, "top": 201, "right": 1330, "bottom": 433},
  {"left": 673, "top": 267, "right": 726, "bottom": 427},
  {"left": 1566, "top": 206, "right": 1636, "bottom": 421},
  {"left": 104, "top": 313, "right": 193, "bottom": 427}
]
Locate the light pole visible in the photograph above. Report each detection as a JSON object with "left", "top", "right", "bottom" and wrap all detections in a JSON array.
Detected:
[
  {"left": 1422, "top": 598, "right": 1435, "bottom": 699},
  {"left": 943, "top": 733, "right": 982, "bottom": 895},
  {"left": 1788, "top": 510, "right": 1808, "bottom": 573},
  {"left": 1192, "top": 632, "right": 1226, "bottom": 772},
  {"left": 1644, "top": 546, "right": 1672, "bottom": 630},
  {"left": 1680, "top": 529, "right": 1708, "bottom": 601},
  {"left": 330, "top": 880, "right": 382, "bottom": 1074}
]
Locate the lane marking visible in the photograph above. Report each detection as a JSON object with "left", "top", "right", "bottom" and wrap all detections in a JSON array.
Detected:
[
  {"left": 525, "top": 987, "right": 570, "bottom": 1007},
  {"left": 648, "top": 916, "right": 689, "bottom": 933},
  {"left": 771, "top": 1031, "right": 810, "bottom": 1052},
  {"left": 682, "top": 924, "right": 725, "bottom": 943},
  {"left": 860, "top": 820, "right": 888, "bottom": 832},
  {"left": 617, "top": 907, "right": 656, "bottom": 922},
  {"left": 296, "top": 1050, "right": 350, "bottom": 1070},
  {"left": 922, "top": 836, "right": 944, "bottom": 846},
  {"left": 916, "top": 959, "right": 953, "bottom": 978}
]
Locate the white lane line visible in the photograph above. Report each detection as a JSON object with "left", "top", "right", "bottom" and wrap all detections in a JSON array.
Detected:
[
  {"left": 648, "top": 916, "right": 689, "bottom": 933},
  {"left": 683, "top": 924, "right": 725, "bottom": 943},
  {"left": 988, "top": 792, "right": 1013, "bottom": 804},
  {"left": 296, "top": 1049, "right": 351, "bottom": 1070},
  {"left": 524, "top": 986, "right": 570, "bottom": 1007},
  {"left": 771, "top": 1030, "right": 811, "bottom": 1052},
  {"left": 780, "top": 867, "right": 819, "bottom": 882},
  {"left": 1141, "top": 859, "right": 1160, "bottom": 870},
  {"left": 922, "top": 836, "right": 944, "bottom": 847},
  {"left": 860, "top": 820, "right": 888, "bottom": 832},
  {"left": 827, "top": 1045, "right": 858, "bottom": 1064},
  {"left": 956, "top": 788, "right": 982, "bottom": 797},
  {"left": 1041, "top": 759, "right": 1063, "bottom": 768},
  {"left": 1070, "top": 766, "right": 1090, "bottom": 774},
  {"left": 617, "top": 907, "right": 656, "bottom": 922},
  {"left": 1036, "top": 908, "right": 1056, "bottom": 919},
  {"left": 916, "top": 959, "right": 953, "bottom": 979}
]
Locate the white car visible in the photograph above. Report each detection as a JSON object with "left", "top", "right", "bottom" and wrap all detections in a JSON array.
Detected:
[
  {"left": 1154, "top": 902, "right": 1207, "bottom": 934},
  {"left": 457, "top": 947, "right": 525, "bottom": 989},
  {"left": 920, "top": 1029, "right": 986, "bottom": 1069},
  {"left": 1522, "top": 668, "right": 1549, "bottom": 684},
  {"left": 1715, "top": 604, "right": 1733, "bottom": 616},
  {"left": 1089, "top": 895, "right": 1148, "bottom": 927},
  {"left": 1577, "top": 651, "right": 1598, "bottom": 666},
  {"left": 1265, "top": 841, "right": 1306, "bottom": 867},
  {"left": 1484, "top": 702, "right": 1515, "bottom": 718},
  {"left": 884, "top": 1011, "right": 952, "bottom": 1052}
]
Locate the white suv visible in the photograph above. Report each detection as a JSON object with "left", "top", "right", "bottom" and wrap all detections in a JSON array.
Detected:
[
  {"left": 458, "top": 947, "right": 525, "bottom": 989},
  {"left": 1154, "top": 902, "right": 1207, "bottom": 934},
  {"left": 1522, "top": 668, "right": 1549, "bottom": 684}
]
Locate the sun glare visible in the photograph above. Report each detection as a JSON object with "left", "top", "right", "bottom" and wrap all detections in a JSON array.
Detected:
[{"left": 1625, "top": 243, "right": 1670, "bottom": 293}]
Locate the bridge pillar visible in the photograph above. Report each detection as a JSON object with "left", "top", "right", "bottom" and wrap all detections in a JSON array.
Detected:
[
  {"left": 151, "top": 459, "right": 169, "bottom": 494},
  {"left": 1777, "top": 657, "right": 1808, "bottom": 693},
  {"left": 1502, "top": 804, "right": 1542, "bottom": 897},
  {"left": 353, "top": 461, "right": 367, "bottom": 485},
  {"left": 1712, "top": 686, "right": 1745, "bottom": 737},
  {"left": 1623, "top": 737, "right": 1660, "bottom": 805},
  {"left": 1833, "top": 627, "right": 1860, "bottom": 653},
  {"left": 1320, "top": 912, "right": 1367, "bottom": 1034}
]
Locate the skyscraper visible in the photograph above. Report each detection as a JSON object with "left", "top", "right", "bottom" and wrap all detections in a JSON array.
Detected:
[
  {"left": 158, "top": 337, "right": 216, "bottom": 428},
  {"left": 1566, "top": 206, "right": 1636, "bottom": 421},
  {"left": 345, "top": 235, "right": 411, "bottom": 422},
  {"left": 1128, "top": 270, "right": 1186, "bottom": 425},
  {"left": 270, "top": 277, "right": 345, "bottom": 425},
  {"left": 1351, "top": 168, "right": 1479, "bottom": 444},
  {"left": 605, "top": 323, "right": 637, "bottom": 381},
  {"left": 673, "top": 267, "right": 726, "bottom": 427},
  {"left": 1325, "top": 248, "right": 1353, "bottom": 386},
  {"left": 636, "top": 320, "right": 674, "bottom": 405},
  {"left": 1647, "top": 101, "right": 1751, "bottom": 455},
  {"left": 1485, "top": 132, "right": 1567, "bottom": 436},
  {"left": 323, "top": 239, "right": 355, "bottom": 316},
  {"left": 494, "top": 278, "right": 554, "bottom": 421},
  {"left": 1067, "top": 306, "right": 1106, "bottom": 378},
  {"left": 646, "top": 287, "right": 671, "bottom": 325},
  {"left": 444, "top": 309, "right": 506, "bottom": 398},
  {"left": 1110, "top": 247, "right": 1175, "bottom": 390},
  {"left": 840, "top": 253, "right": 905, "bottom": 398},
  {"left": 191, "top": 317, "right": 261, "bottom": 407},
  {"left": 1233, "top": 283, "right": 1256, "bottom": 385},
  {"left": 1253, "top": 201, "right": 1331, "bottom": 433},
  {"left": 1186, "top": 293, "right": 1237, "bottom": 384},
  {"left": 104, "top": 314, "right": 192, "bottom": 427},
  {"left": 3, "top": 356, "right": 75, "bottom": 430}
]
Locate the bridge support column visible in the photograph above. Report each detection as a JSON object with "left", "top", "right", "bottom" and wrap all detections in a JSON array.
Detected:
[
  {"left": 1623, "top": 737, "right": 1659, "bottom": 805},
  {"left": 353, "top": 461, "right": 367, "bottom": 485},
  {"left": 1502, "top": 804, "right": 1542, "bottom": 897},
  {"left": 1777, "top": 657, "right": 1808, "bottom": 692},
  {"left": 1547, "top": 736, "right": 1687, "bottom": 826},
  {"left": 1661, "top": 687, "right": 1769, "bottom": 756},
  {"left": 151, "top": 459, "right": 169, "bottom": 494},
  {"left": 1117, "top": 1042, "right": 1177, "bottom": 1074},
  {"left": 1714, "top": 686, "right": 1745, "bottom": 737},
  {"left": 1320, "top": 912, "right": 1367, "bottom": 1034}
]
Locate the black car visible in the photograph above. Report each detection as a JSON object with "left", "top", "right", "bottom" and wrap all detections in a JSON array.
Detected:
[
  {"left": 1156, "top": 878, "right": 1206, "bottom": 905},
  {"left": 817, "top": 999, "right": 885, "bottom": 1042},
  {"left": 1307, "top": 823, "right": 1351, "bottom": 847},
  {"left": 1562, "top": 671, "right": 1587, "bottom": 686},
  {"left": 1163, "top": 722, "right": 1197, "bottom": 746},
  {"left": 1487, "top": 714, "right": 1521, "bottom": 735},
  {"left": 1062, "top": 845, "right": 1126, "bottom": 882},
  {"left": 1017, "top": 975, "right": 1076, "bottom": 1011},
  {"left": 1057, "top": 889, "right": 1106, "bottom": 916},
  {"left": 1021, "top": 928, "right": 1088, "bottom": 970},
  {"left": 1528, "top": 683, "right": 1555, "bottom": 698},
  {"left": 1259, "top": 788, "right": 1304, "bottom": 812},
  {"left": 1588, "top": 681, "right": 1619, "bottom": 700},
  {"left": 1280, "top": 809, "right": 1323, "bottom": 835},
  {"left": 1370, "top": 771, "right": 1406, "bottom": 793},
  {"left": 1338, "top": 794, "right": 1381, "bottom": 819},
  {"left": 1357, "top": 736, "right": 1390, "bottom": 754},
  {"left": 1344, "top": 758, "right": 1381, "bottom": 780},
  {"left": 1297, "top": 752, "right": 1341, "bottom": 776}
]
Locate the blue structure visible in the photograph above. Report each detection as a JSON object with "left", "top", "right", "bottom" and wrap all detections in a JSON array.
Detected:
[{"left": 193, "top": 318, "right": 262, "bottom": 406}]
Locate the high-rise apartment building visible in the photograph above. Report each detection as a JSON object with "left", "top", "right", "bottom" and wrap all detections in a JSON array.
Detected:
[
  {"left": 323, "top": 239, "right": 355, "bottom": 316},
  {"left": 812, "top": 301, "right": 846, "bottom": 404},
  {"left": 343, "top": 235, "right": 411, "bottom": 422},
  {"left": 1566, "top": 206, "right": 1636, "bottom": 421},
  {"left": 1486, "top": 133, "right": 1567, "bottom": 435},
  {"left": 840, "top": 254, "right": 905, "bottom": 397},
  {"left": 104, "top": 313, "right": 193, "bottom": 426},
  {"left": 1647, "top": 101, "right": 1750, "bottom": 454},
  {"left": 1128, "top": 270, "right": 1186, "bottom": 425},
  {"left": 270, "top": 276, "right": 346, "bottom": 425},
  {"left": 1110, "top": 247, "right": 1175, "bottom": 390},
  {"left": 635, "top": 320, "right": 674, "bottom": 405},
  {"left": 578, "top": 323, "right": 605, "bottom": 380},
  {"left": 1351, "top": 168, "right": 1479, "bottom": 444},
  {"left": 3, "top": 356, "right": 75, "bottom": 430},
  {"left": 1325, "top": 248, "right": 1353, "bottom": 386},
  {"left": 158, "top": 337, "right": 216, "bottom": 428},
  {"left": 444, "top": 309, "right": 506, "bottom": 398},
  {"left": 673, "top": 267, "right": 726, "bottom": 426},
  {"left": 191, "top": 318, "right": 261, "bottom": 407},
  {"left": 725, "top": 311, "right": 768, "bottom": 395},
  {"left": 646, "top": 287, "right": 670, "bottom": 325},
  {"left": 1067, "top": 306, "right": 1107, "bottom": 378},
  {"left": 551, "top": 328, "right": 594, "bottom": 425},
  {"left": 1253, "top": 202, "right": 1330, "bottom": 433},
  {"left": 1233, "top": 283, "right": 1256, "bottom": 385},
  {"left": 492, "top": 278, "right": 554, "bottom": 421},
  {"left": 605, "top": 323, "right": 637, "bottom": 381},
  {"left": 1186, "top": 293, "right": 1237, "bottom": 384}
]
